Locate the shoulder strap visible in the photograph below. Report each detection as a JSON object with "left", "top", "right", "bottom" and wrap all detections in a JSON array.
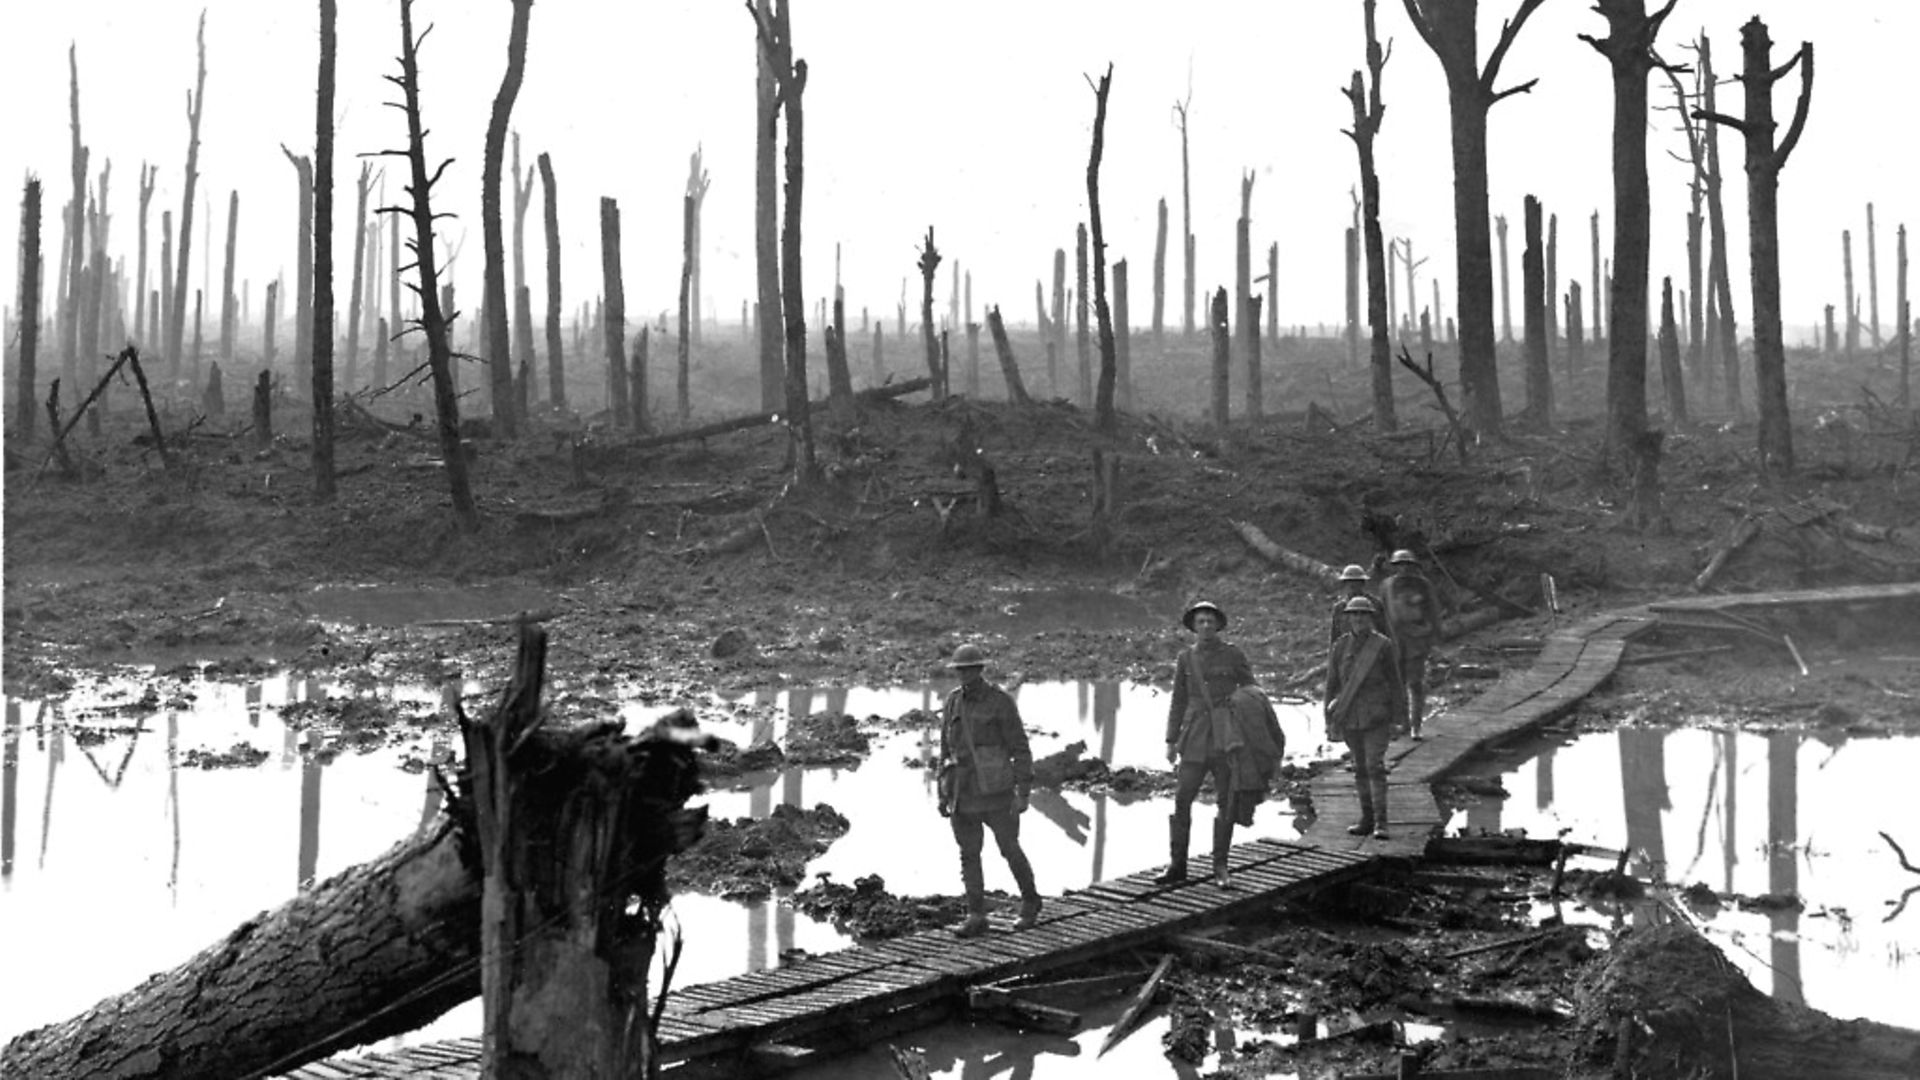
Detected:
[
  {"left": 1186, "top": 647, "right": 1217, "bottom": 711},
  {"left": 1328, "top": 633, "right": 1387, "bottom": 721}
]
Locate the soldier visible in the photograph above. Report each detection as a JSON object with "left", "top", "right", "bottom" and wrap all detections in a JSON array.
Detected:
[
  {"left": 938, "top": 643, "right": 1041, "bottom": 937},
  {"left": 1159, "top": 600, "right": 1259, "bottom": 887},
  {"left": 1380, "top": 549, "right": 1445, "bottom": 739},
  {"left": 1325, "top": 596, "right": 1407, "bottom": 839},
  {"left": 1330, "top": 563, "right": 1389, "bottom": 641}
]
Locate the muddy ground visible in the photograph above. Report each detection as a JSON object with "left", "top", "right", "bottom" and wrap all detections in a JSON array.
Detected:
[{"left": 6, "top": 333, "right": 1920, "bottom": 1076}]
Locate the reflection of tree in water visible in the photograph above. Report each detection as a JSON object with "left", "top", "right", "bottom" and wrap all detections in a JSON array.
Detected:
[
  {"left": 297, "top": 679, "right": 323, "bottom": 889},
  {"left": 1618, "top": 728, "right": 1670, "bottom": 888},
  {"left": 3, "top": 701, "right": 19, "bottom": 879},
  {"left": 1767, "top": 731, "right": 1803, "bottom": 1006},
  {"left": 907, "top": 1026, "right": 1080, "bottom": 1080}
]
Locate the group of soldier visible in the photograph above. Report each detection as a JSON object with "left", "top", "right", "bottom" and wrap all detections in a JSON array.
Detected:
[{"left": 932, "top": 548, "right": 1446, "bottom": 937}]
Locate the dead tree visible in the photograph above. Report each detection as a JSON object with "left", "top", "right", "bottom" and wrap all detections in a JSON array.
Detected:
[
  {"left": 1697, "top": 16, "right": 1813, "bottom": 473},
  {"left": 264, "top": 279, "right": 279, "bottom": 371},
  {"left": 756, "top": 0, "right": 815, "bottom": 481},
  {"left": 600, "top": 198, "right": 630, "bottom": 423},
  {"left": 1235, "top": 171, "right": 1258, "bottom": 420},
  {"left": 1900, "top": 224, "right": 1911, "bottom": 408},
  {"left": 1051, "top": 248, "right": 1067, "bottom": 394},
  {"left": 16, "top": 179, "right": 41, "bottom": 436},
  {"left": 986, "top": 306, "right": 1031, "bottom": 405},
  {"left": 253, "top": 369, "right": 272, "bottom": 447},
  {"left": 537, "top": 151, "right": 564, "bottom": 408},
  {"left": 631, "top": 327, "right": 649, "bottom": 432},
  {"left": 917, "top": 227, "right": 943, "bottom": 398},
  {"left": 344, "top": 166, "right": 369, "bottom": 390},
  {"left": 282, "top": 148, "right": 314, "bottom": 388},
  {"left": 1843, "top": 229, "right": 1858, "bottom": 357},
  {"left": 826, "top": 295, "right": 854, "bottom": 418},
  {"left": 62, "top": 46, "right": 87, "bottom": 396},
  {"left": 1545, "top": 210, "right": 1559, "bottom": 348},
  {"left": 1346, "top": 225, "right": 1361, "bottom": 362},
  {"left": 1521, "top": 195, "right": 1552, "bottom": 427},
  {"left": 1867, "top": 203, "right": 1882, "bottom": 348},
  {"left": 478, "top": 0, "right": 533, "bottom": 437},
  {"left": 134, "top": 163, "right": 154, "bottom": 350},
  {"left": 1660, "top": 55, "right": 1708, "bottom": 389},
  {"left": 1496, "top": 213, "right": 1511, "bottom": 341},
  {"left": 1267, "top": 242, "right": 1280, "bottom": 345},
  {"left": 1658, "top": 276, "right": 1687, "bottom": 425},
  {"left": 1152, "top": 196, "right": 1167, "bottom": 341},
  {"left": 687, "top": 147, "right": 710, "bottom": 347},
  {"left": 167, "top": 14, "right": 206, "bottom": 387},
  {"left": 963, "top": 318, "right": 981, "bottom": 399},
  {"left": 1113, "top": 259, "right": 1132, "bottom": 410},
  {"left": 1697, "top": 35, "right": 1741, "bottom": 416},
  {"left": 378, "top": 0, "right": 477, "bottom": 525},
  {"left": 1076, "top": 222, "right": 1091, "bottom": 404},
  {"left": 1566, "top": 282, "right": 1584, "bottom": 373},
  {"left": 1342, "top": 0, "right": 1398, "bottom": 431},
  {"left": 677, "top": 191, "right": 694, "bottom": 421},
  {"left": 1401, "top": 0, "right": 1548, "bottom": 437},
  {"left": 312, "top": 0, "right": 337, "bottom": 501},
  {"left": 1173, "top": 83, "right": 1195, "bottom": 336},
  {"left": 1209, "top": 286, "right": 1229, "bottom": 428},
  {"left": 1087, "top": 64, "right": 1118, "bottom": 432},
  {"left": 1582, "top": 0, "right": 1677, "bottom": 481},
  {"left": 751, "top": 1, "right": 782, "bottom": 411},
  {"left": 510, "top": 132, "right": 536, "bottom": 371},
  {"left": 1590, "top": 209, "right": 1604, "bottom": 341}
]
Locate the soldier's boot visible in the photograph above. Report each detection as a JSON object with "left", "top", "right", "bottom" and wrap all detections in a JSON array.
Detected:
[
  {"left": 1369, "top": 771, "right": 1392, "bottom": 840},
  {"left": 1347, "top": 770, "right": 1376, "bottom": 835},
  {"left": 1007, "top": 847, "right": 1042, "bottom": 930},
  {"left": 1211, "top": 811, "right": 1237, "bottom": 889},
  {"left": 953, "top": 858, "right": 989, "bottom": 938},
  {"left": 1153, "top": 812, "right": 1191, "bottom": 884}
]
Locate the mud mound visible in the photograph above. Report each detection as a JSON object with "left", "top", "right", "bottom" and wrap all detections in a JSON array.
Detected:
[
  {"left": 670, "top": 803, "right": 850, "bottom": 899},
  {"left": 790, "top": 873, "right": 968, "bottom": 940}
]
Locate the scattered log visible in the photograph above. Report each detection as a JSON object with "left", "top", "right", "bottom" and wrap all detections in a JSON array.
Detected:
[
  {"left": 993, "top": 970, "right": 1149, "bottom": 1002},
  {"left": 1395, "top": 344, "right": 1468, "bottom": 463},
  {"left": 1098, "top": 953, "right": 1174, "bottom": 1057},
  {"left": 1231, "top": 519, "right": 1340, "bottom": 585},
  {"left": 965, "top": 986, "right": 1081, "bottom": 1034},
  {"left": 885, "top": 1044, "right": 932, "bottom": 1080},
  {"left": 1168, "top": 932, "right": 1291, "bottom": 971},
  {"left": 1692, "top": 514, "right": 1760, "bottom": 591},
  {"left": 1442, "top": 926, "right": 1567, "bottom": 960},
  {"left": 628, "top": 376, "right": 930, "bottom": 452}
]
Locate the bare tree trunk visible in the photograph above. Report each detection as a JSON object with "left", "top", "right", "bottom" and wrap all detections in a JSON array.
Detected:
[
  {"left": 1401, "top": 0, "right": 1546, "bottom": 438},
  {"left": 1546, "top": 211, "right": 1558, "bottom": 350},
  {"left": 1089, "top": 65, "right": 1117, "bottom": 432},
  {"left": 283, "top": 151, "right": 313, "bottom": 390},
  {"left": 62, "top": 47, "right": 87, "bottom": 398},
  {"left": 1566, "top": 282, "right": 1584, "bottom": 374},
  {"left": 313, "top": 0, "right": 337, "bottom": 502},
  {"left": 217, "top": 190, "right": 237, "bottom": 368},
  {"left": 511, "top": 132, "right": 535, "bottom": 370},
  {"left": 826, "top": 295, "right": 854, "bottom": 417},
  {"left": 752, "top": 1, "right": 782, "bottom": 412},
  {"left": 671, "top": 191, "right": 692, "bottom": 422},
  {"left": 688, "top": 148, "right": 709, "bottom": 347},
  {"left": 264, "top": 279, "right": 279, "bottom": 372},
  {"left": 1699, "top": 17, "right": 1812, "bottom": 472},
  {"left": 1591, "top": 208, "right": 1603, "bottom": 341},
  {"left": 1522, "top": 195, "right": 1552, "bottom": 427},
  {"left": 762, "top": 0, "right": 815, "bottom": 480},
  {"left": 1497, "top": 213, "right": 1512, "bottom": 342},
  {"left": 1175, "top": 91, "right": 1195, "bottom": 337},
  {"left": 1050, "top": 248, "right": 1066, "bottom": 396},
  {"left": 1899, "top": 224, "right": 1910, "bottom": 408},
  {"left": 1659, "top": 276, "right": 1687, "bottom": 426},
  {"left": 1209, "top": 286, "right": 1229, "bottom": 428},
  {"left": 344, "top": 168, "right": 368, "bottom": 391},
  {"left": 986, "top": 306, "right": 1030, "bottom": 405},
  {"left": 1344, "top": 3, "right": 1398, "bottom": 432},
  {"left": 1076, "top": 222, "right": 1091, "bottom": 405},
  {"left": 1235, "top": 173, "right": 1259, "bottom": 419},
  {"left": 631, "top": 326, "right": 649, "bottom": 432},
  {"left": 168, "top": 15, "right": 206, "bottom": 388},
  {"left": 1584, "top": 0, "right": 1672, "bottom": 468},
  {"left": 1866, "top": 203, "right": 1881, "bottom": 348},
  {"left": 600, "top": 198, "right": 630, "bottom": 424},
  {"left": 1152, "top": 196, "right": 1167, "bottom": 342},
  {"left": 918, "top": 227, "right": 943, "bottom": 399},
  {"left": 1267, "top": 241, "right": 1280, "bottom": 346},
  {"left": 1698, "top": 35, "right": 1742, "bottom": 417},
  {"left": 391, "top": 0, "right": 477, "bottom": 525},
  {"left": 135, "top": 164, "right": 154, "bottom": 350},
  {"left": 963, "top": 317, "right": 980, "bottom": 398},
  {"left": 480, "top": 0, "right": 532, "bottom": 437},
  {"left": 16, "top": 180, "right": 41, "bottom": 436},
  {"left": 1113, "top": 259, "right": 1132, "bottom": 411},
  {"left": 537, "top": 152, "right": 564, "bottom": 409}
]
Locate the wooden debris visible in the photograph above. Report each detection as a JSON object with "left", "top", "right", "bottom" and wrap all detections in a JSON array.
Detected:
[
  {"left": 885, "top": 1044, "right": 931, "bottom": 1080},
  {"left": 1692, "top": 514, "right": 1760, "bottom": 591},
  {"left": 1442, "top": 927, "right": 1567, "bottom": 961},
  {"left": 966, "top": 985, "right": 1081, "bottom": 1034},
  {"left": 1423, "top": 835, "right": 1565, "bottom": 866},
  {"left": 1168, "top": 932, "right": 1292, "bottom": 970},
  {"left": 1097, "top": 953, "right": 1174, "bottom": 1057}
]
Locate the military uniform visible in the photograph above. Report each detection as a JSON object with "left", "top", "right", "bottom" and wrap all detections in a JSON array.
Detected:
[
  {"left": 940, "top": 674, "right": 1038, "bottom": 933},
  {"left": 1326, "top": 624, "right": 1408, "bottom": 836},
  {"left": 1162, "top": 637, "right": 1258, "bottom": 882},
  {"left": 1381, "top": 566, "right": 1444, "bottom": 736}
]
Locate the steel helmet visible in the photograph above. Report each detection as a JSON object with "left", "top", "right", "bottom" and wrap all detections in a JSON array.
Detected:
[
  {"left": 947, "top": 643, "right": 989, "bottom": 669},
  {"left": 1181, "top": 600, "right": 1227, "bottom": 631},
  {"left": 1389, "top": 549, "right": 1419, "bottom": 566},
  {"left": 1338, "top": 564, "right": 1370, "bottom": 582},
  {"left": 1342, "top": 596, "right": 1379, "bottom": 614}
]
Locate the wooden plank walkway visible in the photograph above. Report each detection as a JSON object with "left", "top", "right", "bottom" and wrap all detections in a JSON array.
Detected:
[{"left": 283, "top": 581, "right": 1920, "bottom": 1077}]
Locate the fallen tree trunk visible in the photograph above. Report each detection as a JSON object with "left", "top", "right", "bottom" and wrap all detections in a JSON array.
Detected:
[
  {"left": 629, "top": 376, "right": 931, "bottom": 451},
  {"left": 1692, "top": 514, "right": 1759, "bottom": 591},
  {"left": 1, "top": 816, "right": 485, "bottom": 1080},
  {"left": 1231, "top": 519, "right": 1340, "bottom": 586}
]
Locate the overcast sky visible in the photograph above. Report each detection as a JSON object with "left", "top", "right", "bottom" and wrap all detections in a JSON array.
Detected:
[{"left": 3, "top": 1, "right": 1914, "bottom": 343}]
